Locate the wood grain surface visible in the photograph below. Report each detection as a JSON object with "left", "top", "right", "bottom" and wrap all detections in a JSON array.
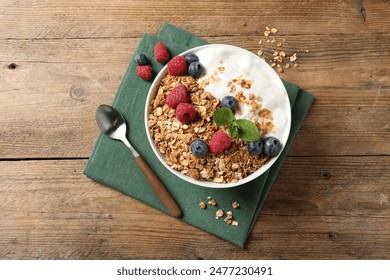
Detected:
[{"left": 0, "top": 0, "right": 389, "bottom": 259}]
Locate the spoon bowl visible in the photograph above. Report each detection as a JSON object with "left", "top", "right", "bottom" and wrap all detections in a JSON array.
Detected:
[
  {"left": 96, "top": 105, "right": 126, "bottom": 141},
  {"left": 96, "top": 105, "right": 138, "bottom": 157}
]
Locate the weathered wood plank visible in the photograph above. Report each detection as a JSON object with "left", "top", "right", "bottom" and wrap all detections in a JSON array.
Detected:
[
  {"left": 0, "top": 0, "right": 388, "bottom": 39},
  {"left": 0, "top": 158, "right": 388, "bottom": 259},
  {"left": 1, "top": 213, "right": 388, "bottom": 259},
  {"left": 2, "top": 32, "right": 390, "bottom": 72},
  {"left": 1, "top": 34, "right": 388, "bottom": 106},
  {"left": 0, "top": 34, "right": 388, "bottom": 158},
  {"left": 265, "top": 156, "right": 390, "bottom": 217}
]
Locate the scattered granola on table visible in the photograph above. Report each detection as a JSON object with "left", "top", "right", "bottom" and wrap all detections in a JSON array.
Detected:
[{"left": 256, "top": 26, "right": 309, "bottom": 72}]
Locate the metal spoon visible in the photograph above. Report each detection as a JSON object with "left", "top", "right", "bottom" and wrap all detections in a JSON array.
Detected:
[{"left": 95, "top": 104, "right": 182, "bottom": 218}]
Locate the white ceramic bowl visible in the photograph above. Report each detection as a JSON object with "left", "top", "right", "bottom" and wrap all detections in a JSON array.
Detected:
[{"left": 145, "top": 44, "right": 291, "bottom": 188}]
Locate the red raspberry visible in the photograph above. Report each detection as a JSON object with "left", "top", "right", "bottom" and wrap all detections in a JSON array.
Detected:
[
  {"left": 136, "top": 65, "right": 152, "bottom": 80},
  {"left": 166, "top": 85, "right": 189, "bottom": 109},
  {"left": 209, "top": 131, "right": 232, "bottom": 154},
  {"left": 167, "top": 56, "right": 188, "bottom": 76},
  {"left": 176, "top": 103, "right": 197, "bottom": 123},
  {"left": 154, "top": 42, "right": 169, "bottom": 63}
]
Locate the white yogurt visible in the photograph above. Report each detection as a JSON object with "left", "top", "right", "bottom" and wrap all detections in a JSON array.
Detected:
[{"left": 194, "top": 44, "right": 290, "bottom": 136}]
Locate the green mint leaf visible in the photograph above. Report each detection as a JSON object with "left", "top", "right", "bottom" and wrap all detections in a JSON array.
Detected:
[
  {"left": 228, "top": 122, "right": 239, "bottom": 138},
  {"left": 213, "top": 107, "right": 235, "bottom": 126},
  {"left": 236, "top": 119, "right": 260, "bottom": 141}
]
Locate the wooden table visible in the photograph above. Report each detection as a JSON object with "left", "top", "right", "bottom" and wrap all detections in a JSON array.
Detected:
[{"left": 1, "top": 0, "right": 389, "bottom": 260}]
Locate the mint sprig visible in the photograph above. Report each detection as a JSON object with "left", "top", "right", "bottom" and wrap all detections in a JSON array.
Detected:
[{"left": 213, "top": 108, "right": 260, "bottom": 142}]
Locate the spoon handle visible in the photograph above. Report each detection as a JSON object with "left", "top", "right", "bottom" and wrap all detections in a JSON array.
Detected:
[{"left": 134, "top": 156, "right": 182, "bottom": 218}]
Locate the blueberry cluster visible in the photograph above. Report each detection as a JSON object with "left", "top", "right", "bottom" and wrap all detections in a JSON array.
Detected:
[
  {"left": 185, "top": 53, "right": 205, "bottom": 78},
  {"left": 247, "top": 136, "right": 282, "bottom": 157}
]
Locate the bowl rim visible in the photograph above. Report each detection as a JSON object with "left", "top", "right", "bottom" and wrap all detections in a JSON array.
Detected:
[{"left": 144, "top": 44, "right": 291, "bottom": 188}]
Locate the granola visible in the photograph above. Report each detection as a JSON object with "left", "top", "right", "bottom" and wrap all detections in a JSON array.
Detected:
[
  {"left": 148, "top": 74, "right": 271, "bottom": 184},
  {"left": 232, "top": 201, "right": 240, "bottom": 209},
  {"left": 198, "top": 201, "right": 207, "bottom": 209},
  {"left": 197, "top": 196, "right": 240, "bottom": 226},
  {"left": 215, "top": 209, "right": 224, "bottom": 219},
  {"left": 257, "top": 26, "right": 309, "bottom": 72},
  {"left": 208, "top": 198, "right": 217, "bottom": 206}
]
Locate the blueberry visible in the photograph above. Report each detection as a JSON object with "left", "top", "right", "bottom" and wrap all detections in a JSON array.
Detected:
[
  {"left": 263, "top": 137, "right": 282, "bottom": 157},
  {"left": 247, "top": 141, "right": 263, "bottom": 155},
  {"left": 221, "top": 96, "right": 238, "bottom": 112},
  {"left": 135, "top": 53, "right": 149, "bottom": 65},
  {"left": 188, "top": 61, "right": 204, "bottom": 78},
  {"left": 185, "top": 53, "right": 199, "bottom": 65},
  {"left": 190, "top": 139, "right": 208, "bottom": 158}
]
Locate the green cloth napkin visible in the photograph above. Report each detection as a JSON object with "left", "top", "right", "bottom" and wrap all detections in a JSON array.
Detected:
[{"left": 84, "top": 22, "right": 314, "bottom": 247}]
